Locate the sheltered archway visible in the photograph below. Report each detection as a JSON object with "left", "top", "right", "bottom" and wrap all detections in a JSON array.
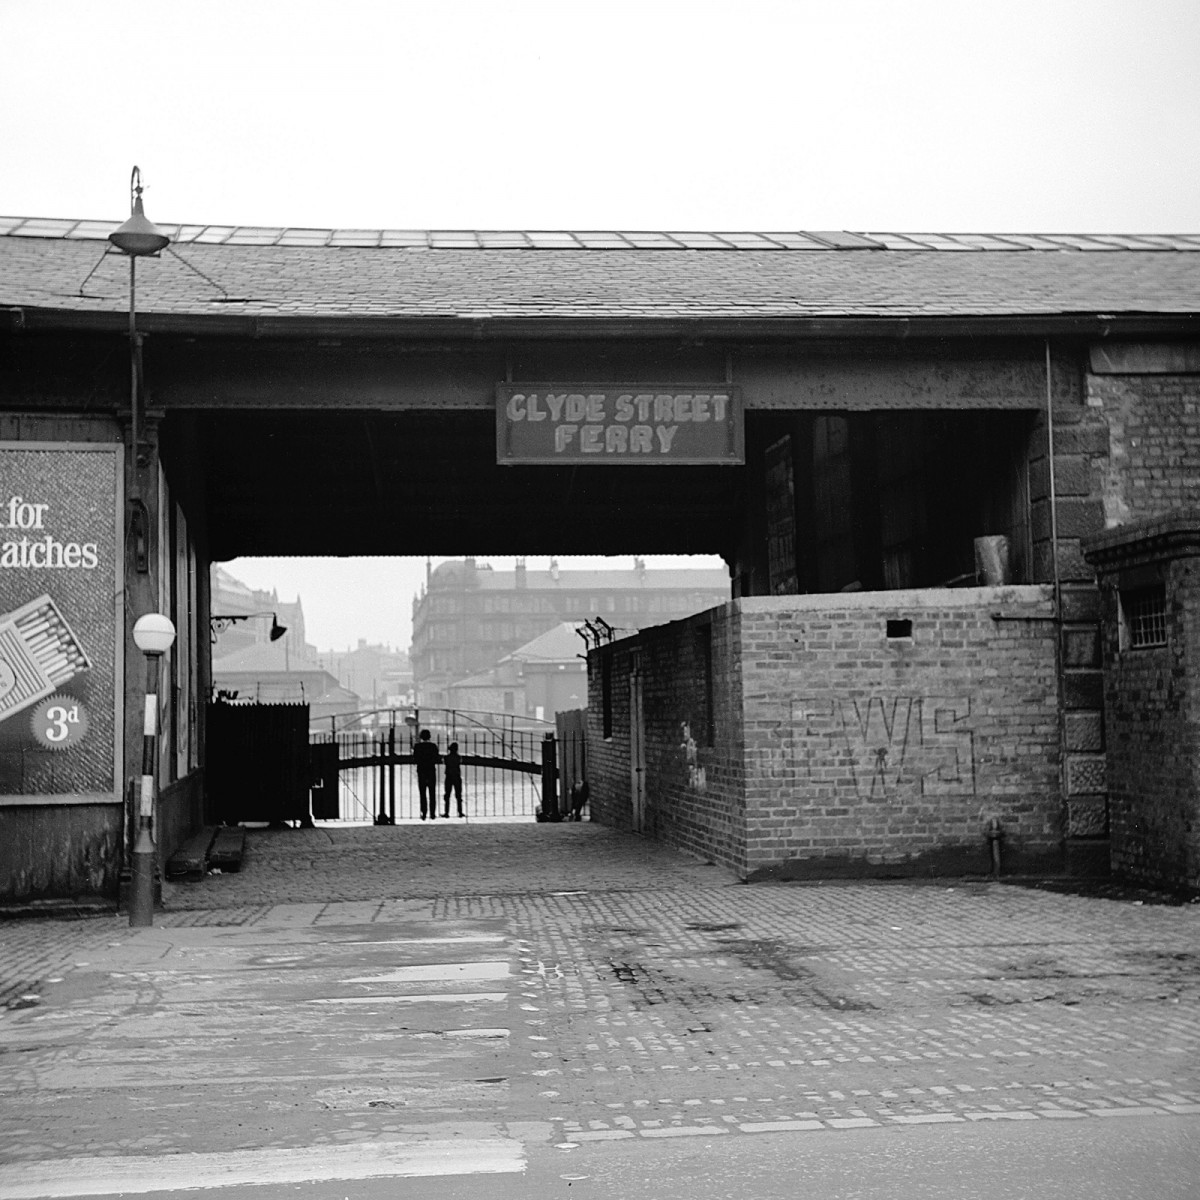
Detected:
[{"left": 4, "top": 220, "right": 1199, "bottom": 901}]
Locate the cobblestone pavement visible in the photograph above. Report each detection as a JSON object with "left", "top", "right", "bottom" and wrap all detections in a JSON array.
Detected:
[{"left": 2, "top": 821, "right": 1199, "bottom": 1175}]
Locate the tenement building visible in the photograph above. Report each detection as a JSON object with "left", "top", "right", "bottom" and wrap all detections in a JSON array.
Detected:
[
  {"left": 411, "top": 557, "right": 729, "bottom": 707},
  {"left": 1, "top": 216, "right": 1199, "bottom": 904}
]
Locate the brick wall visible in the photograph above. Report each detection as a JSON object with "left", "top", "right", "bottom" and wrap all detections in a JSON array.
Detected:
[
  {"left": 586, "top": 640, "right": 635, "bottom": 831},
  {"left": 589, "top": 587, "right": 1062, "bottom": 880},
  {"left": 738, "top": 588, "right": 1061, "bottom": 877},
  {"left": 1090, "top": 374, "right": 1200, "bottom": 524},
  {"left": 1086, "top": 516, "right": 1200, "bottom": 891},
  {"left": 586, "top": 605, "right": 749, "bottom": 875},
  {"left": 1102, "top": 569, "right": 1197, "bottom": 887},
  {"left": 1082, "top": 367, "right": 1200, "bottom": 863}
]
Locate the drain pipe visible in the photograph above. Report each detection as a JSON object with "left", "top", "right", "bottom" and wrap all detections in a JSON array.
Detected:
[{"left": 1045, "top": 339, "right": 1062, "bottom": 613}]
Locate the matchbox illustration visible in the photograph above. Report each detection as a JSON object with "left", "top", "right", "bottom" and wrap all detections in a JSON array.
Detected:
[{"left": 0, "top": 593, "right": 92, "bottom": 726}]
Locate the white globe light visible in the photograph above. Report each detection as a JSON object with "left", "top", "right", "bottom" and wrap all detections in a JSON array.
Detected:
[{"left": 133, "top": 613, "right": 176, "bottom": 655}]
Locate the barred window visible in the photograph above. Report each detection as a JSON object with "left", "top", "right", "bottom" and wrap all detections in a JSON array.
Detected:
[{"left": 1122, "top": 585, "right": 1167, "bottom": 650}]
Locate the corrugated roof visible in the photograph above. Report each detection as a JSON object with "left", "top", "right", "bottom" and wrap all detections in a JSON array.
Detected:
[{"left": 3, "top": 218, "right": 1199, "bottom": 327}]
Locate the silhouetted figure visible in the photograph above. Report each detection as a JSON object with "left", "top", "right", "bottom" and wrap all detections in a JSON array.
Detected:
[
  {"left": 569, "top": 778, "right": 590, "bottom": 821},
  {"left": 413, "top": 728, "right": 439, "bottom": 819},
  {"left": 443, "top": 741, "right": 464, "bottom": 818}
]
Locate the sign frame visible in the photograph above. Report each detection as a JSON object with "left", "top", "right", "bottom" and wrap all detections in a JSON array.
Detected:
[
  {"left": 0, "top": 441, "right": 124, "bottom": 806},
  {"left": 496, "top": 383, "right": 745, "bottom": 466}
]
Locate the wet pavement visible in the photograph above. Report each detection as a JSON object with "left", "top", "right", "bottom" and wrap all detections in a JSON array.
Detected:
[{"left": 1, "top": 821, "right": 1198, "bottom": 1194}]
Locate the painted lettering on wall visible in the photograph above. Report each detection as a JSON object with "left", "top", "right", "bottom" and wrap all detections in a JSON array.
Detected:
[
  {"left": 497, "top": 384, "right": 744, "bottom": 465},
  {"left": 789, "top": 695, "right": 975, "bottom": 800},
  {"left": 0, "top": 496, "right": 100, "bottom": 569}
]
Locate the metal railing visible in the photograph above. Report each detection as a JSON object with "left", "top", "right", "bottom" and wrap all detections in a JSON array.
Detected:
[{"left": 310, "top": 710, "right": 553, "bottom": 823}]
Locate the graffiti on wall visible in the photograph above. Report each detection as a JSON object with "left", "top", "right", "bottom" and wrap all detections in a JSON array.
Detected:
[
  {"left": 679, "top": 721, "right": 707, "bottom": 791},
  {"left": 789, "top": 695, "right": 975, "bottom": 801}
]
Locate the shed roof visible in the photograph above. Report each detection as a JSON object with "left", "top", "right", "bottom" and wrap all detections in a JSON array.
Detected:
[
  {"left": 505, "top": 622, "right": 589, "bottom": 664},
  {"left": 3, "top": 219, "right": 1199, "bottom": 334}
]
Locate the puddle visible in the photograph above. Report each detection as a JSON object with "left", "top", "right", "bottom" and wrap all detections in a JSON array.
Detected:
[
  {"left": 344, "top": 961, "right": 512, "bottom": 984},
  {"left": 307, "top": 992, "right": 508, "bottom": 1005}
]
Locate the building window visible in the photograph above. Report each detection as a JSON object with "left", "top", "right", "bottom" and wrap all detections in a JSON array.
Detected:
[{"left": 1121, "top": 585, "right": 1167, "bottom": 650}]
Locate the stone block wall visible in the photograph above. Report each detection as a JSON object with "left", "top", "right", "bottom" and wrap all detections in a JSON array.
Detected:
[{"left": 1036, "top": 354, "right": 1111, "bottom": 845}]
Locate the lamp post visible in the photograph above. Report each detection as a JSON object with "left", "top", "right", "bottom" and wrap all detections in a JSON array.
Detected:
[
  {"left": 130, "top": 613, "right": 176, "bottom": 927},
  {"left": 108, "top": 167, "right": 169, "bottom": 482}
]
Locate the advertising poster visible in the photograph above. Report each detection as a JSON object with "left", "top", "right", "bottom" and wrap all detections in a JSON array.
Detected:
[{"left": 0, "top": 444, "right": 122, "bottom": 799}]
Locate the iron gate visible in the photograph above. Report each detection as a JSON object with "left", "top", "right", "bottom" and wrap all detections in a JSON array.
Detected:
[{"left": 309, "top": 709, "right": 583, "bottom": 823}]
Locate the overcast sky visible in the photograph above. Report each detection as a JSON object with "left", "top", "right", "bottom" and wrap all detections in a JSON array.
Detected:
[
  {"left": 6, "top": 0, "right": 1199, "bottom": 649},
  {"left": 6, "top": 0, "right": 1200, "bottom": 232}
]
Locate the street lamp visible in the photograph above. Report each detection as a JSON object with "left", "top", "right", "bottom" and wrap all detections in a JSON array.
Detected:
[
  {"left": 109, "top": 167, "right": 169, "bottom": 498},
  {"left": 130, "top": 612, "right": 176, "bottom": 927},
  {"left": 210, "top": 612, "right": 289, "bottom": 644}
]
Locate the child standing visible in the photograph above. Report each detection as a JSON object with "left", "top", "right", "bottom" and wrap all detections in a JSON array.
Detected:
[{"left": 442, "top": 741, "right": 464, "bottom": 818}]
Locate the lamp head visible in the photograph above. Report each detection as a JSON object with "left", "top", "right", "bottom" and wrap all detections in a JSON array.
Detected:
[
  {"left": 108, "top": 167, "right": 170, "bottom": 257},
  {"left": 269, "top": 617, "right": 288, "bottom": 642},
  {"left": 133, "top": 612, "right": 176, "bottom": 656}
]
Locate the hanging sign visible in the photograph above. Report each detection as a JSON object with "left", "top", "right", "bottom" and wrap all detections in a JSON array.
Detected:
[{"left": 497, "top": 384, "right": 744, "bottom": 465}]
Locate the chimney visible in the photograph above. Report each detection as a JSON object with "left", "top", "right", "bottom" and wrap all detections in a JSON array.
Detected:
[{"left": 515, "top": 557, "right": 527, "bottom": 589}]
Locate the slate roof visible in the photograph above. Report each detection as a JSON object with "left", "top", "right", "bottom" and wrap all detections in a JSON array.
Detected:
[
  {"left": 211, "top": 641, "right": 326, "bottom": 675},
  {"left": 505, "top": 622, "right": 589, "bottom": 664},
  {"left": 3, "top": 217, "right": 1199, "bottom": 331}
]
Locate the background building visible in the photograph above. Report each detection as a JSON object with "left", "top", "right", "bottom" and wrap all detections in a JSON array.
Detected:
[
  {"left": 211, "top": 566, "right": 309, "bottom": 661},
  {"left": 444, "top": 622, "right": 587, "bottom": 720},
  {"left": 318, "top": 641, "right": 413, "bottom": 712},
  {"left": 210, "top": 642, "right": 359, "bottom": 724},
  {"left": 411, "top": 557, "right": 730, "bottom": 708},
  {"left": 211, "top": 566, "right": 360, "bottom": 722}
]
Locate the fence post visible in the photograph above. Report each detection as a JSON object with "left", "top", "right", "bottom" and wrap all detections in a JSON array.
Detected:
[
  {"left": 374, "top": 732, "right": 386, "bottom": 825},
  {"left": 541, "top": 732, "right": 559, "bottom": 821},
  {"left": 388, "top": 724, "right": 396, "bottom": 823}
]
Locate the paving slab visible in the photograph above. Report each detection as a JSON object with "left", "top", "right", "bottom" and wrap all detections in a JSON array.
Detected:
[{"left": 1, "top": 820, "right": 1198, "bottom": 1191}]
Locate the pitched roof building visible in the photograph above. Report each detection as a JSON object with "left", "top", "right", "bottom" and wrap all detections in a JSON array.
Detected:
[
  {"left": 412, "top": 557, "right": 728, "bottom": 707},
  {"left": 4, "top": 214, "right": 1200, "bottom": 900}
]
